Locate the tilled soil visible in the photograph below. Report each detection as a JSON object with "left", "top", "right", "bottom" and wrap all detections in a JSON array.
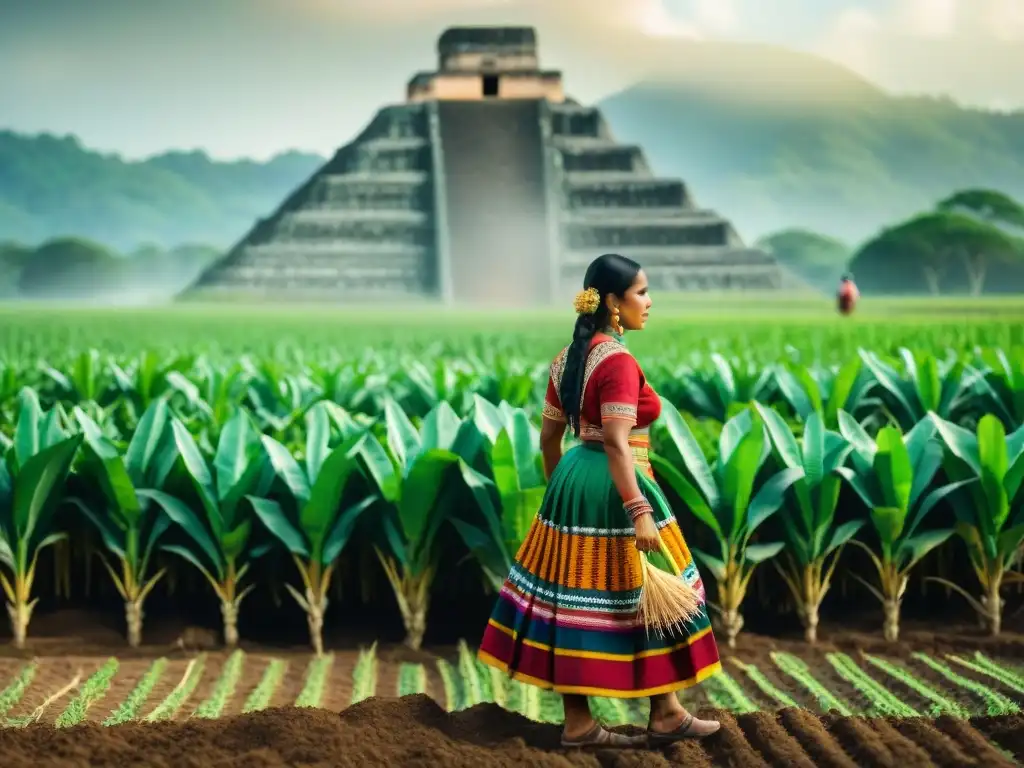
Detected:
[{"left": 0, "top": 695, "right": 1019, "bottom": 768}]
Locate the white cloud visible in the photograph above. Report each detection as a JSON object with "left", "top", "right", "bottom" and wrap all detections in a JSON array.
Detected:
[
  {"left": 896, "top": 0, "right": 958, "bottom": 38},
  {"left": 691, "top": 0, "right": 739, "bottom": 35}
]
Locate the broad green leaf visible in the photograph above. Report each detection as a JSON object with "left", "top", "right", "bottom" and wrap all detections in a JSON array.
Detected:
[
  {"left": 744, "top": 541, "right": 785, "bottom": 564},
  {"left": 170, "top": 419, "right": 220, "bottom": 524},
  {"left": 321, "top": 495, "right": 377, "bottom": 565},
  {"left": 801, "top": 413, "right": 825, "bottom": 487},
  {"left": 13, "top": 388, "right": 42, "bottom": 470},
  {"left": 74, "top": 408, "right": 140, "bottom": 521},
  {"left": 650, "top": 454, "right": 719, "bottom": 537},
  {"left": 246, "top": 496, "right": 309, "bottom": 557},
  {"left": 723, "top": 424, "right": 763, "bottom": 533},
  {"left": 875, "top": 427, "right": 912, "bottom": 513},
  {"left": 304, "top": 403, "right": 331, "bottom": 485},
  {"left": 399, "top": 449, "right": 460, "bottom": 546},
  {"left": 355, "top": 433, "right": 401, "bottom": 503},
  {"left": 977, "top": 415, "right": 1010, "bottom": 530},
  {"left": 928, "top": 412, "right": 981, "bottom": 475},
  {"left": 11, "top": 433, "right": 82, "bottom": 544},
  {"left": 826, "top": 357, "right": 861, "bottom": 425},
  {"left": 837, "top": 410, "right": 875, "bottom": 464},
  {"left": 896, "top": 529, "right": 954, "bottom": 569},
  {"left": 824, "top": 519, "right": 864, "bottom": 556},
  {"left": 869, "top": 506, "right": 904, "bottom": 549},
  {"left": 125, "top": 399, "right": 171, "bottom": 487},
  {"left": 138, "top": 488, "right": 223, "bottom": 577},
  {"left": 747, "top": 467, "right": 805, "bottom": 535},
  {"left": 261, "top": 434, "right": 311, "bottom": 502},
  {"left": 718, "top": 408, "right": 753, "bottom": 468},
  {"left": 383, "top": 398, "right": 420, "bottom": 472},
  {"left": 753, "top": 402, "right": 803, "bottom": 470},
  {"left": 420, "top": 401, "right": 462, "bottom": 452},
  {"left": 657, "top": 396, "right": 719, "bottom": 508},
  {"left": 301, "top": 433, "right": 365, "bottom": 557},
  {"left": 213, "top": 410, "right": 256, "bottom": 501}
]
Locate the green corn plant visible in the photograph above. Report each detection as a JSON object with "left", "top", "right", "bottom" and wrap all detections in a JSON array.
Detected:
[
  {"left": 858, "top": 348, "right": 984, "bottom": 430},
  {"left": 972, "top": 347, "right": 1024, "bottom": 429},
  {"left": 109, "top": 351, "right": 194, "bottom": 431},
  {"left": 773, "top": 357, "right": 877, "bottom": 429},
  {"left": 40, "top": 349, "right": 119, "bottom": 420},
  {"left": 926, "top": 412, "right": 1024, "bottom": 635},
  {"left": 69, "top": 399, "right": 179, "bottom": 647},
  {"left": 652, "top": 400, "right": 803, "bottom": 647},
  {"left": 139, "top": 408, "right": 277, "bottom": 647},
  {"left": 166, "top": 357, "right": 250, "bottom": 444},
  {"left": 244, "top": 357, "right": 321, "bottom": 443},
  {"left": 675, "top": 353, "right": 775, "bottom": 422},
  {"left": 0, "top": 388, "right": 82, "bottom": 648},
  {"left": 248, "top": 402, "right": 380, "bottom": 655},
  {"left": 753, "top": 404, "right": 861, "bottom": 642},
  {"left": 356, "top": 399, "right": 509, "bottom": 650},
  {"left": 836, "top": 412, "right": 967, "bottom": 641},
  {"left": 465, "top": 396, "right": 545, "bottom": 558}
]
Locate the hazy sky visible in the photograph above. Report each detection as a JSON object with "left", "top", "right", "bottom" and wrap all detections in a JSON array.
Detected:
[{"left": 2, "top": 0, "right": 1022, "bottom": 159}]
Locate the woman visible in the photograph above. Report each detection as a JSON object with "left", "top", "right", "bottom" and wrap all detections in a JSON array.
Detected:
[
  {"left": 478, "top": 254, "right": 722, "bottom": 748},
  {"left": 836, "top": 273, "right": 859, "bottom": 315}
]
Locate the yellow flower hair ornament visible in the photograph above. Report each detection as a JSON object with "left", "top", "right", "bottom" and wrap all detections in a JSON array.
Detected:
[{"left": 573, "top": 287, "right": 600, "bottom": 315}]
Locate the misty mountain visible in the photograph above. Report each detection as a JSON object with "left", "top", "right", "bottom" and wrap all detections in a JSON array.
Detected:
[
  {"left": 0, "top": 131, "right": 322, "bottom": 251},
  {"left": 596, "top": 44, "right": 1024, "bottom": 245},
  {"left": 2, "top": 41, "right": 1024, "bottom": 252}
]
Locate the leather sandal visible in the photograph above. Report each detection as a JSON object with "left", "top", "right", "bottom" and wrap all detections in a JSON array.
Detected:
[
  {"left": 561, "top": 722, "right": 645, "bottom": 748},
  {"left": 647, "top": 712, "right": 721, "bottom": 745}
]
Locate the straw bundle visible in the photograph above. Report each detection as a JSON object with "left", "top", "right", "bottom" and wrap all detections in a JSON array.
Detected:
[{"left": 638, "top": 538, "right": 703, "bottom": 636}]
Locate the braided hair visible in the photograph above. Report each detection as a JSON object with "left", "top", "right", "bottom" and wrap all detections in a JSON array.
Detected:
[{"left": 559, "top": 253, "right": 641, "bottom": 437}]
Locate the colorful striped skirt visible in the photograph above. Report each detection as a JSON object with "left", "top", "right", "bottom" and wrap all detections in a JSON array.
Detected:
[{"left": 477, "top": 439, "right": 721, "bottom": 698}]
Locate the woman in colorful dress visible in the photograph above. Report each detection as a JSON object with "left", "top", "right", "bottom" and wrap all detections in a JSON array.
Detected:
[{"left": 478, "top": 253, "right": 722, "bottom": 748}]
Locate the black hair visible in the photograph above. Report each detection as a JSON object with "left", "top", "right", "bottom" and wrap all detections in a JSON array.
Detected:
[{"left": 559, "top": 253, "right": 642, "bottom": 437}]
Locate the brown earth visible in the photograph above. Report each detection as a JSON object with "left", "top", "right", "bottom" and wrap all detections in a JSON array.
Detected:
[
  {"left": 0, "top": 695, "right": 1019, "bottom": 768},
  {"left": 0, "top": 612, "right": 1022, "bottom": 767}
]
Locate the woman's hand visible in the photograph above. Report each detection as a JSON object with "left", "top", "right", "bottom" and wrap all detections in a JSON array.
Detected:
[{"left": 633, "top": 513, "right": 660, "bottom": 552}]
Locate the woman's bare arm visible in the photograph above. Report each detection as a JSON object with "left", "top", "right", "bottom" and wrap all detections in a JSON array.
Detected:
[
  {"left": 602, "top": 419, "right": 644, "bottom": 504},
  {"left": 540, "top": 418, "right": 565, "bottom": 480}
]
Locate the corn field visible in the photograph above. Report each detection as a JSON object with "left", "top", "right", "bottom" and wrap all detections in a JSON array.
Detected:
[{"left": 0, "top": 306, "right": 1023, "bottom": 655}]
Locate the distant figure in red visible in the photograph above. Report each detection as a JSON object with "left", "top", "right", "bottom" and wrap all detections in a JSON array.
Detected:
[{"left": 837, "top": 273, "right": 859, "bottom": 315}]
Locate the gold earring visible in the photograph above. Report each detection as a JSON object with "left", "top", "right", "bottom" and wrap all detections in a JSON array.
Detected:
[{"left": 611, "top": 306, "right": 623, "bottom": 335}]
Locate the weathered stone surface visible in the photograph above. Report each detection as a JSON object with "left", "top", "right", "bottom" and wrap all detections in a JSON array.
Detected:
[{"left": 187, "top": 26, "right": 781, "bottom": 303}]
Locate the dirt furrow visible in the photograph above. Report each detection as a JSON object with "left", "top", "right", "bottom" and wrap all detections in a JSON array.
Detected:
[
  {"left": 890, "top": 718, "right": 988, "bottom": 767},
  {"left": 7, "top": 658, "right": 102, "bottom": 724},
  {"left": 734, "top": 711, "right": 816, "bottom": 767},
  {"left": 320, "top": 651, "right": 357, "bottom": 711},
  {"left": 972, "top": 713, "right": 1024, "bottom": 762},
  {"left": 863, "top": 717, "right": 941, "bottom": 767},
  {"left": 776, "top": 708, "right": 859, "bottom": 768},
  {"left": 702, "top": 711, "right": 769, "bottom": 767},
  {"left": 826, "top": 714, "right": 900, "bottom": 767},
  {"left": 933, "top": 715, "right": 1020, "bottom": 767}
]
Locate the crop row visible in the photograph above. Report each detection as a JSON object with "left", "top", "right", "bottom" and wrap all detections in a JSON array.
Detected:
[
  {"left": 0, "top": 643, "right": 1019, "bottom": 729},
  {"left": 1, "top": 355, "right": 1023, "bottom": 654},
  {"left": 1, "top": 345, "right": 1022, "bottom": 435}
]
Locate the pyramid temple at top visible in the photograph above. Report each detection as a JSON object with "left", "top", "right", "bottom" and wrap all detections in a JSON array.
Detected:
[{"left": 189, "top": 26, "right": 782, "bottom": 305}]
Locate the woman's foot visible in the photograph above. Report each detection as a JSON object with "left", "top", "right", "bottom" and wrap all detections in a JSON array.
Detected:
[
  {"left": 561, "top": 721, "right": 646, "bottom": 748},
  {"left": 648, "top": 711, "right": 721, "bottom": 744}
]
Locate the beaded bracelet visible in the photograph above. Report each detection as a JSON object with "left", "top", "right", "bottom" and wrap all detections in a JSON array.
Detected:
[{"left": 623, "top": 496, "right": 652, "bottom": 522}]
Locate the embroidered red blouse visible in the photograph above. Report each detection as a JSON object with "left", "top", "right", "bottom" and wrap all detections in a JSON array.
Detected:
[{"left": 542, "top": 333, "right": 662, "bottom": 434}]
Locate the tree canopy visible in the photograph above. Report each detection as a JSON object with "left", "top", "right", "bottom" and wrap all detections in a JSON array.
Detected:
[{"left": 849, "top": 201, "right": 1024, "bottom": 295}]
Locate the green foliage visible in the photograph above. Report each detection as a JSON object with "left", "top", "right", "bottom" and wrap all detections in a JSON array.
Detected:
[
  {"left": 0, "top": 131, "right": 321, "bottom": 250},
  {"left": 850, "top": 208, "right": 1024, "bottom": 295},
  {"left": 756, "top": 229, "right": 851, "bottom": 291}
]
